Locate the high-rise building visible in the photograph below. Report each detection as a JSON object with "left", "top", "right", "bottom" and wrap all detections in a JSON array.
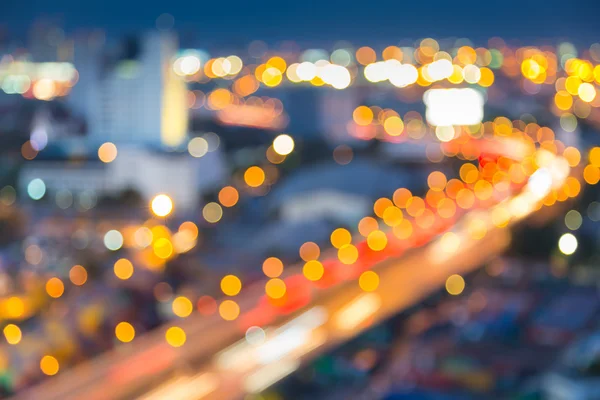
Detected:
[{"left": 81, "top": 32, "right": 188, "bottom": 148}]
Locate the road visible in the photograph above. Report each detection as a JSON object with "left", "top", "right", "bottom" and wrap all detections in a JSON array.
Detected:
[{"left": 14, "top": 141, "right": 573, "bottom": 400}]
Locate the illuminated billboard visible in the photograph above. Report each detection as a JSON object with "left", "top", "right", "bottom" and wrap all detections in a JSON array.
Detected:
[{"left": 423, "top": 88, "right": 484, "bottom": 126}]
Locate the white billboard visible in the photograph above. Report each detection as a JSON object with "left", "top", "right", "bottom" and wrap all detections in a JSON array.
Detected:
[{"left": 424, "top": 88, "right": 484, "bottom": 126}]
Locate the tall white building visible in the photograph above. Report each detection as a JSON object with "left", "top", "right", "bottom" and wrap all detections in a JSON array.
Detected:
[{"left": 80, "top": 32, "right": 188, "bottom": 148}]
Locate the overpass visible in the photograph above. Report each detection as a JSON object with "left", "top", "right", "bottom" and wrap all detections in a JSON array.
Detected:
[{"left": 15, "top": 135, "right": 574, "bottom": 400}]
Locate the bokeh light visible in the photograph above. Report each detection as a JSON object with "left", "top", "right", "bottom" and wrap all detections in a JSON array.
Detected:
[
  {"left": 165, "top": 326, "right": 186, "bottom": 347},
  {"left": 221, "top": 275, "right": 242, "bottom": 296},
  {"left": 558, "top": 233, "right": 578, "bottom": 255},
  {"left": 115, "top": 322, "right": 135, "bottom": 343},
  {"left": 98, "top": 142, "right": 117, "bottom": 163},
  {"left": 114, "top": 258, "right": 134, "bottom": 280},
  {"left": 262, "top": 257, "right": 284, "bottom": 278},
  {"left": 445, "top": 274, "right": 465, "bottom": 295},
  {"left": 273, "top": 134, "right": 295, "bottom": 156},
  {"left": 151, "top": 194, "right": 174, "bottom": 217},
  {"left": 40, "top": 355, "right": 59, "bottom": 376},
  {"left": 359, "top": 271, "right": 380, "bottom": 292}
]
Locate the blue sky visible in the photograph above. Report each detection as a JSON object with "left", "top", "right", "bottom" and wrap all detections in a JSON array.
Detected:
[{"left": 3, "top": 0, "right": 599, "bottom": 45}]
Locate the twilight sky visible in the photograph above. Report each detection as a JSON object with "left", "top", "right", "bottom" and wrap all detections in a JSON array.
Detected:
[{"left": 3, "top": 0, "right": 600, "bottom": 46}]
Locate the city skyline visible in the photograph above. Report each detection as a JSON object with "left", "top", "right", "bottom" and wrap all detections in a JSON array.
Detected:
[{"left": 2, "top": 3, "right": 600, "bottom": 398}]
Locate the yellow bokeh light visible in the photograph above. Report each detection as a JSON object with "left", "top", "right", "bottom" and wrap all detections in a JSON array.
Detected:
[
  {"left": 382, "top": 206, "right": 403, "bottom": 227},
  {"left": 446, "top": 274, "right": 465, "bottom": 295},
  {"left": 221, "top": 275, "right": 242, "bottom": 296},
  {"left": 172, "top": 296, "right": 193, "bottom": 318},
  {"left": 338, "top": 244, "right": 359, "bottom": 265},
  {"left": 353, "top": 106, "right": 374, "bottom": 126},
  {"left": 565, "top": 76, "right": 582, "bottom": 95},
  {"left": 165, "top": 326, "right": 186, "bottom": 347},
  {"left": 331, "top": 228, "right": 352, "bottom": 249},
  {"left": 265, "top": 278, "right": 287, "bottom": 299},
  {"left": 262, "top": 67, "right": 283, "bottom": 87},
  {"left": 98, "top": 142, "right": 117, "bottom": 163},
  {"left": 367, "top": 230, "right": 387, "bottom": 251},
  {"left": 564, "top": 176, "right": 581, "bottom": 198},
  {"left": 555, "top": 91, "right": 573, "bottom": 110},
  {"left": 114, "top": 258, "right": 134, "bottom": 280},
  {"left": 358, "top": 271, "right": 379, "bottom": 292},
  {"left": 459, "top": 163, "right": 479, "bottom": 183},
  {"left": 590, "top": 147, "right": 600, "bottom": 167},
  {"left": 115, "top": 322, "right": 135, "bottom": 343},
  {"left": 521, "top": 59, "right": 543, "bottom": 80},
  {"left": 383, "top": 116, "right": 404, "bottom": 136},
  {"left": 478, "top": 67, "right": 494, "bottom": 87},
  {"left": 584, "top": 165, "right": 600, "bottom": 185},
  {"left": 244, "top": 166, "right": 266, "bottom": 187},
  {"left": 303, "top": 260, "right": 324, "bottom": 281},
  {"left": 151, "top": 194, "right": 173, "bottom": 217},
  {"left": 219, "top": 300, "right": 240, "bottom": 321},
  {"left": 448, "top": 65, "right": 464, "bottom": 84},
  {"left": 5, "top": 297, "right": 24, "bottom": 319},
  {"left": 207, "top": 88, "right": 232, "bottom": 109},
  {"left": 267, "top": 56, "right": 287, "bottom": 73},
  {"left": 46, "top": 277, "right": 64, "bottom": 298},
  {"left": 153, "top": 238, "right": 173, "bottom": 259},
  {"left": 374, "top": 197, "right": 393, "bottom": 218},
  {"left": 40, "top": 355, "right": 59, "bottom": 376},
  {"left": 3, "top": 324, "right": 21, "bottom": 345},
  {"left": 457, "top": 46, "right": 476, "bottom": 65}
]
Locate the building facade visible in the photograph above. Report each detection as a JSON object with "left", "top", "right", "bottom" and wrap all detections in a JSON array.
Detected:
[
  {"left": 18, "top": 146, "right": 226, "bottom": 212},
  {"left": 74, "top": 32, "right": 188, "bottom": 148}
]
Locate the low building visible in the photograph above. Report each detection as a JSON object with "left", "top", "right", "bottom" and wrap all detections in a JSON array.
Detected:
[
  {"left": 18, "top": 145, "right": 226, "bottom": 212},
  {"left": 268, "top": 159, "right": 423, "bottom": 227}
]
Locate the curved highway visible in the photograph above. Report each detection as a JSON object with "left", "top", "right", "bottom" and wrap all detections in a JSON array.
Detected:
[{"left": 15, "top": 135, "right": 575, "bottom": 400}]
